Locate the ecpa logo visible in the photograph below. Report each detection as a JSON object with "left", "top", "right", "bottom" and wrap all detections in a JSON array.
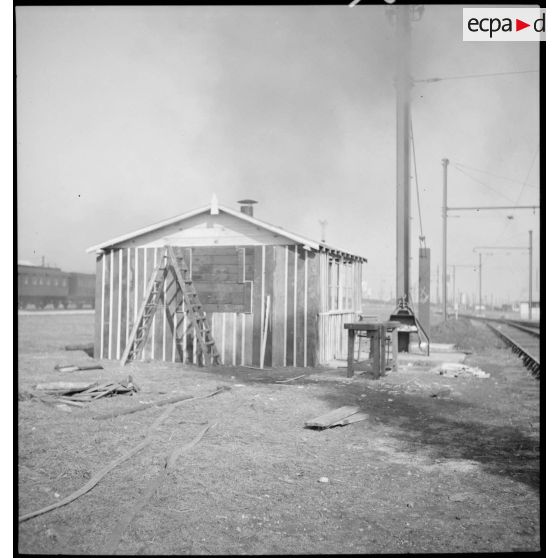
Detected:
[{"left": 463, "top": 8, "right": 545, "bottom": 42}]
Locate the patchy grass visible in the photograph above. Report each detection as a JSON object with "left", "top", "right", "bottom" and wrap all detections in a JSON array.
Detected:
[
  {"left": 430, "top": 316, "right": 507, "bottom": 352},
  {"left": 18, "top": 313, "right": 540, "bottom": 554}
]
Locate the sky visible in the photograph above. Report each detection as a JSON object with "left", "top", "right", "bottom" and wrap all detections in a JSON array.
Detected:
[{"left": 16, "top": 4, "right": 540, "bottom": 305}]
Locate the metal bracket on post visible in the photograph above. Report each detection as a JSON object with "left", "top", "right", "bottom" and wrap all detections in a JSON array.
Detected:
[{"left": 389, "top": 296, "right": 430, "bottom": 355}]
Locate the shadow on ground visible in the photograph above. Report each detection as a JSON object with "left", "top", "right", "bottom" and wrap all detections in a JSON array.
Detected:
[
  {"left": 317, "top": 382, "right": 539, "bottom": 492},
  {"left": 191, "top": 362, "right": 539, "bottom": 492}
]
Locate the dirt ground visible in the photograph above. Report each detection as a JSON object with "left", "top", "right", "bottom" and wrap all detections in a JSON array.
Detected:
[{"left": 18, "top": 312, "right": 540, "bottom": 554}]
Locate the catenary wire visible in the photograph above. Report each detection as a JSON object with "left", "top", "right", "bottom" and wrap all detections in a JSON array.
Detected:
[
  {"left": 414, "top": 69, "right": 538, "bottom": 84},
  {"left": 452, "top": 165, "right": 517, "bottom": 203},
  {"left": 409, "top": 114, "right": 425, "bottom": 247},
  {"left": 453, "top": 161, "right": 537, "bottom": 189}
]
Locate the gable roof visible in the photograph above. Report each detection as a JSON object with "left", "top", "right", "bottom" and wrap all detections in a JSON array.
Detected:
[{"left": 86, "top": 203, "right": 366, "bottom": 262}]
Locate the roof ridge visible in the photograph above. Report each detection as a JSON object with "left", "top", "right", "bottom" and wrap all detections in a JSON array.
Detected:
[{"left": 86, "top": 203, "right": 366, "bottom": 261}]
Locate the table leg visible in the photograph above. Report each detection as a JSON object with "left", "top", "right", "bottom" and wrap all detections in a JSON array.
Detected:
[
  {"left": 372, "top": 331, "right": 381, "bottom": 378},
  {"left": 347, "top": 329, "right": 355, "bottom": 378},
  {"left": 390, "top": 328, "right": 398, "bottom": 371},
  {"left": 379, "top": 325, "right": 386, "bottom": 376}
]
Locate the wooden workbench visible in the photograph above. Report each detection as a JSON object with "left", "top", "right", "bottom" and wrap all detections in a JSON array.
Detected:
[{"left": 343, "top": 321, "right": 399, "bottom": 378}]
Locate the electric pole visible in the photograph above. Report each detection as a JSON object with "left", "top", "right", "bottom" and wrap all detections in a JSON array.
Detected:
[
  {"left": 395, "top": 6, "right": 412, "bottom": 304},
  {"left": 436, "top": 265, "right": 440, "bottom": 305},
  {"left": 452, "top": 264, "right": 456, "bottom": 307},
  {"left": 441, "top": 158, "right": 449, "bottom": 320},
  {"left": 391, "top": 5, "right": 424, "bottom": 306},
  {"left": 478, "top": 252, "right": 482, "bottom": 313},
  {"left": 529, "top": 231, "right": 533, "bottom": 320}
]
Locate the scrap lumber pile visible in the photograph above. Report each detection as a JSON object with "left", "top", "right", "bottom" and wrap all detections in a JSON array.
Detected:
[{"left": 30, "top": 376, "right": 140, "bottom": 407}]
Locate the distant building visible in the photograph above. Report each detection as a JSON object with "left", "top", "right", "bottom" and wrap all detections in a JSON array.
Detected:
[{"left": 519, "top": 301, "right": 540, "bottom": 321}]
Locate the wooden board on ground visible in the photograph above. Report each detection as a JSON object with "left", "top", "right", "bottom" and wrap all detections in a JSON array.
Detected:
[
  {"left": 36, "top": 381, "right": 97, "bottom": 394},
  {"left": 304, "top": 406, "right": 360, "bottom": 429},
  {"left": 330, "top": 412, "right": 369, "bottom": 427}
]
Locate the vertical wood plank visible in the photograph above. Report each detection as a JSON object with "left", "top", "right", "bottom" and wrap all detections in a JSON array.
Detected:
[
  {"left": 285, "top": 245, "right": 296, "bottom": 366},
  {"left": 172, "top": 312, "right": 177, "bottom": 363},
  {"left": 293, "top": 246, "right": 298, "bottom": 367},
  {"left": 244, "top": 312, "right": 253, "bottom": 367},
  {"left": 94, "top": 254, "right": 103, "bottom": 359},
  {"left": 241, "top": 313, "right": 246, "bottom": 365},
  {"left": 119, "top": 249, "right": 129, "bottom": 360},
  {"left": 235, "top": 312, "right": 242, "bottom": 366},
  {"left": 103, "top": 252, "right": 110, "bottom": 360},
  {"left": 151, "top": 248, "right": 158, "bottom": 360},
  {"left": 307, "top": 251, "right": 321, "bottom": 367},
  {"left": 271, "top": 246, "right": 286, "bottom": 367},
  {"left": 182, "top": 297, "right": 187, "bottom": 364},
  {"left": 221, "top": 313, "right": 226, "bottom": 363},
  {"left": 117, "top": 249, "right": 122, "bottom": 359},
  {"left": 251, "top": 246, "right": 263, "bottom": 366},
  {"left": 108, "top": 250, "right": 114, "bottom": 359},
  {"left": 232, "top": 313, "right": 237, "bottom": 365},
  {"left": 296, "top": 247, "right": 304, "bottom": 367},
  {"left": 125, "top": 248, "right": 131, "bottom": 346},
  {"left": 141, "top": 248, "right": 148, "bottom": 361},
  {"left": 161, "top": 268, "right": 167, "bottom": 361},
  {"left": 133, "top": 247, "right": 138, "bottom": 333},
  {"left": 284, "top": 246, "right": 288, "bottom": 366},
  {"left": 264, "top": 245, "right": 274, "bottom": 367},
  {"left": 304, "top": 249, "right": 308, "bottom": 367}
]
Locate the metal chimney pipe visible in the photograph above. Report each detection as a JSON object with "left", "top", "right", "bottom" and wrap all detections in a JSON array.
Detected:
[{"left": 238, "top": 199, "right": 257, "bottom": 217}]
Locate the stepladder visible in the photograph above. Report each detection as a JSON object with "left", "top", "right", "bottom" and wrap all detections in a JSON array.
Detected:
[{"left": 120, "top": 246, "right": 221, "bottom": 366}]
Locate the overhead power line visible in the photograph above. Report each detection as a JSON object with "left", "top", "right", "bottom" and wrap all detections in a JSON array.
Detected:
[
  {"left": 513, "top": 146, "right": 539, "bottom": 206},
  {"left": 453, "top": 165, "right": 516, "bottom": 203},
  {"left": 414, "top": 69, "right": 538, "bottom": 84},
  {"left": 493, "top": 145, "right": 540, "bottom": 245},
  {"left": 453, "top": 161, "right": 538, "bottom": 189}
]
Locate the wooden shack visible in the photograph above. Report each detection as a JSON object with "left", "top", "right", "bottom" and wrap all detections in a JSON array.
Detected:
[{"left": 86, "top": 200, "right": 366, "bottom": 367}]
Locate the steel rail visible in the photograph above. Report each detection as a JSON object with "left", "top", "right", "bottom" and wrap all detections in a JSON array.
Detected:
[
  {"left": 458, "top": 314, "right": 540, "bottom": 337},
  {"left": 484, "top": 323, "right": 540, "bottom": 379}
]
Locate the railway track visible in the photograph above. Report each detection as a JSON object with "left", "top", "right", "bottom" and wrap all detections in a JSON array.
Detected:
[{"left": 460, "top": 314, "right": 540, "bottom": 378}]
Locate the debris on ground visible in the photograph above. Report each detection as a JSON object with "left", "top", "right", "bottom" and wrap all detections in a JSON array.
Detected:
[
  {"left": 448, "top": 493, "right": 469, "bottom": 502},
  {"left": 275, "top": 374, "right": 305, "bottom": 384},
  {"left": 55, "top": 363, "right": 104, "bottom": 373},
  {"left": 31, "top": 376, "right": 141, "bottom": 406},
  {"left": 318, "top": 477, "right": 329, "bottom": 483},
  {"left": 55, "top": 404, "right": 73, "bottom": 413},
  {"left": 305, "top": 406, "right": 368, "bottom": 429},
  {"left": 430, "top": 386, "right": 453, "bottom": 398},
  {"left": 432, "top": 363, "right": 490, "bottom": 379},
  {"left": 93, "top": 386, "right": 230, "bottom": 420}
]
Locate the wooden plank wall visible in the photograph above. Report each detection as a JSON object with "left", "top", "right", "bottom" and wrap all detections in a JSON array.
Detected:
[
  {"left": 316, "top": 254, "right": 363, "bottom": 364},
  {"left": 94, "top": 245, "right": 362, "bottom": 367}
]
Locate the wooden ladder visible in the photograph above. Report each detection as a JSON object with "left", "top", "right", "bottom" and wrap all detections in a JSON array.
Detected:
[{"left": 120, "top": 246, "right": 221, "bottom": 366}]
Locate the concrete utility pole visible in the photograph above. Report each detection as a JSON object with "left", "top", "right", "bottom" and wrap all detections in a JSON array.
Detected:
[
  {"left": 478, "top": 252, "right": 482, "bottom": 312},
  {"left": 529, "top": 231, "right": 533, "bottom": 320},
  {"left": 436, "top": 265, "right": 439, "bottom": 304},
  {"left": 452, "top": 264, "right": 456, "bottom": 307},
  {"left": 390, "top": 5, "right": 424, "bottom": 306},
  {"left": 441, "top": 158, "right": 449, "bottom": 320},
  {"left": 394, "top": 6, "right": 412, "bottom": 304}
]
